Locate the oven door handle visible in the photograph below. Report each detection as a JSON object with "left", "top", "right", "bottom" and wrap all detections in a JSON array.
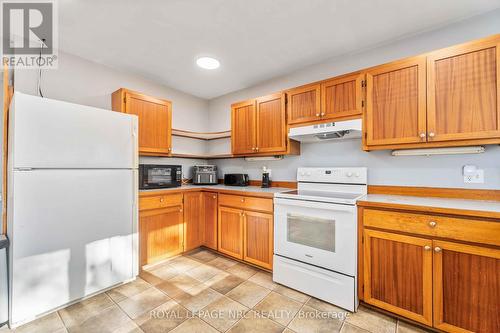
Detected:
[{"left": 274, "top": 198, "right": 356, "bottom": 212}]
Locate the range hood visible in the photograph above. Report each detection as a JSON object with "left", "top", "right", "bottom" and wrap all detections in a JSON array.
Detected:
[{"left": 288, "top": 119, "right": 362, "bottom": 143}]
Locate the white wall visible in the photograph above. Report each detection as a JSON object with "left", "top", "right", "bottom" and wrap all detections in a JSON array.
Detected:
[
  {"left": 208, "top": 10, "right": 500, "bottom": 190},
  {"left": 13, "top": 51, "right": 209, "bottom": 177},
  {"left": 14, "top": 51, "right": 210, "bottom": 132}
]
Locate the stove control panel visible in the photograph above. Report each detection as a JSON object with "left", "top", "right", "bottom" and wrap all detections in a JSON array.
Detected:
[{"left": 297, "top": 167, "right": 367, "bottom": 184}]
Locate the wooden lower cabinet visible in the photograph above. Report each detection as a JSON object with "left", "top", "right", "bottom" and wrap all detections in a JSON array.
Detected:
[
  {"left": 203, "top": 192, "right": 218, "bottom": 250},
  {"left": 139, "top": 206, "right": 184, "bottom": 266},
  {"left": 363, "top": 229, "right": 433, "bottom": 326},
  {"left": 244, "top": 211, "right": 273, "bottom": 269},
  {"left": 218, "top": 206, "right": 244, "bottom": 259},
  {"left": 433, "top": 240, "right": 500, "bottom": 333},
  {"left": 183, "top": 192, "right": 203, "bottom": 252},
  {"left": 361, "top": 206, "right": 500, "bottom": 333}
]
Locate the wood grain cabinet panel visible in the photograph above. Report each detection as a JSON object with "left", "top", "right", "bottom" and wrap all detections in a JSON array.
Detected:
[
  {"left": 256, "top": 93, "right": 286, "bottom": 153},
  {"left": 243, "top": 211, "right": 273, "bottom": 269},
  {"left": 365, "top": 57, "right": 427, "bottom": 146},
  {"left": 427, "top": 39, "right": 500, "bottom": 142},
  {"left": 218, "top": 206, "right": 244, "bottom": 259},
  {"left": 183, "top": 192, "right": 203, "bottom": 252},
  {"left": 286, "top": 83, "right": 321, "bottom": 125},
  {"left": 139, "top": 206, "right": 183, "bottom": 266},
  {"left": 203, "top": 192, "right": 218, "bottom": 250},
  {"left": 231, "top": 100, "right": 256, "bottom": 155},
  {"left": 321, "top": 73, "right": 364, "bottom": 120},
  {"left": 433, "top": 241, "right": 500, "bottom": 333},
  {"left": 112, "top": 88, "right": 172, "bottom": 156},
  {"left": 363, "top": 229, "right": 433, "bottom": 326}
]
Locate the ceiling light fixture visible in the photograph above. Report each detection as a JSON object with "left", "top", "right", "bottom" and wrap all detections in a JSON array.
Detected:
[{"left": 196, "top": 57, "right": 220, "bottom": 70}]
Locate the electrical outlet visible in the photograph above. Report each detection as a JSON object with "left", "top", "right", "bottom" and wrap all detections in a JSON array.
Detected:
[{"left": 464, "top": 169, "right": 484, "bottom": 184}]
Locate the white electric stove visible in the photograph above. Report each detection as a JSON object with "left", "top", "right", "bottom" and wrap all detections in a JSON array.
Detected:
[{"left": 273, "top": 167, "right": 367, "bottom": 312}]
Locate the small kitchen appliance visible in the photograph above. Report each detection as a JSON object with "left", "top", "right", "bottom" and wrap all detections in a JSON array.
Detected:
[
  {"left": 224, "top": 173, "right": 249, "bottom": 186},
  {"left": 273, "top": 167, "right": 367, "bottom": 312},
  {"left": 139, "top": 164, "right": 182, "bottom": 189},
  {"left": 192, "top": 165, "right": 218, "bottom": 185},
  {"left": 261, "top": 166, "right": 271, "bottom": 188}
]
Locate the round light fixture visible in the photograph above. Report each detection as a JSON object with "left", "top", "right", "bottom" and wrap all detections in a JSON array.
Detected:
[{"left": 196, "top": 57, "right": 220, "bottom": 70}]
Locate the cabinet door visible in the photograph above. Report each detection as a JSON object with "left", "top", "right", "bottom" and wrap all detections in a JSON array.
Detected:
[
  {"left": 183, "top": 192, "right": 203, "bottom": 252},
  {"left": 363, "top": 229, "right": 433, "bottom": 325},
  {"left": 203, "top": 192, "right": 218, "bottom": 250},
  {"left": 427, "top": 38, "right": 500, "bottom": 142},
  {"left": 125, "top": 91, "right": 172, "bottom": 155},
  {"left": 243, "top": 211, "right": 273, "bottom": 269},
  {"left": 139, "top": 206, "right": 183, "bottom": 266},
  {"left": 286, "top": 83, "right": 321, "bottom": 125},
  {"left": 365, "top": 57, "right": 427, "bottom": 146},
  {"left": 232, "top": 100, "right": 256, "bottom": 155},
  {"left": 256, "top": 93, "right": 286, "bottom": 153},
  {"left": 321, "top": 73, "right": 364, "bottom": 120},
  {"left": 218, "top": 206, "right": 243, "bottom": 259},
  {"left": 433, "top": 240, "right": 500, "bottom": 333}
]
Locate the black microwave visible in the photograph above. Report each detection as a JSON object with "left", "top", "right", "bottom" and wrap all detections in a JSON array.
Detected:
[{"left": 139, "top": 164, "right": 182, "bottom": 189}]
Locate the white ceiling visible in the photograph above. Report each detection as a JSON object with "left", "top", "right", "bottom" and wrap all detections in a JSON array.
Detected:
[{"left": 59, "top": 0, "right": 500, "bottom": 99}]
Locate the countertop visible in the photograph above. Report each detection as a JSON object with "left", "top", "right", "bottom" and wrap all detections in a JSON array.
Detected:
[
  {"left": 358, "top": 194, "right": 500, "bottom": 219},
  {"left": 139, "top": 184, "right": 292, "bottom": 198}
]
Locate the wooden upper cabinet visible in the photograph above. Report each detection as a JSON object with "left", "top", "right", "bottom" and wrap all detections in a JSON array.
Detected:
[
  {"left": 256, "top": 93, "right": 286, "bottom": 153},
  {"left": 183, "top": 192, "right": 203, "bottom": 252},
  {"left": 433, "top": 240, "right": 500, "bottom": 333},
  {"left": 427, "top": 38, "right": 500, "bottom": 142},
  {"left": 365, "top": 57, "right": 427, "bottom": 146},
  {"left": 321, "top": 73, "right": 364, "bottom": 120},
  {"left": 112, "top": 88, "right": 172, "bottom": 156},
  {"left": 243, "top": 211, "right": 273, "bottom": 270},
  {"left": 231, "top": 100, "right": 256, "bottom": 155},
  {"left": 286, "top": 83, "right": 321, "bottom": 125},
  {"left": 203, "top": 192, "right": 218, "bottom": 251},
  {"left": 363, "top": 229, "right": 433, "bottom": 326}
]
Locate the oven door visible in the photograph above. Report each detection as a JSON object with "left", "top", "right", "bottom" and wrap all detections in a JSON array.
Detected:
[{"left": 274, "top": 197, "right": 357, "bottom": 276}]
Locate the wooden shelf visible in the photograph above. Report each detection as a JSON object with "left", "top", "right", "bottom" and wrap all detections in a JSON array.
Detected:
[
  {"left": 171, "top": 153, "right": 234, "bottom": 159},
  {"left": 172, "top": 129, "right": 231, "bottom": 140}
]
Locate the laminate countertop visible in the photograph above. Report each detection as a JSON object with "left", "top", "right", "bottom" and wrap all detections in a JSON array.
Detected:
[
  {"left": 357, "top": 194, "right": 500, "bottom": 219},
  {"left": 139, "top": 184, "right": 292, "bottom": 199}
]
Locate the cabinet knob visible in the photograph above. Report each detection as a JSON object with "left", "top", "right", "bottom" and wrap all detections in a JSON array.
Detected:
[
  {"left": 255, "top": 147, "right": 259, "bottom": 151},
  {"left": 419, "top": 132, "right": 426, "bottom": 140},
  {"left": 429, "top": 221, "right": 437, "bottom": 228},
  {"left": 160, "top": 197, "right": 164, "bottom": 202},
  {"left": 424, "top": 245, "right": 431, "bottom": 251},
  {"left": 428, "top": 132, "right": 435, "bottom": 138},
  {"left": 315, "top": 113, "right": 320, "bottom": 117},
  {"left": 179, "top": 209, "right": 183, "bottom": 212},
  {"left": 320, "top": 112, "right": 325, "bottom": 116},
  {"left": 240, "top": 198, "right": 245, "bottom": 202},
  {"left": 213, "top": 196, "right": 216, "bottom": 199},
  {"left": 434, "top": 247, "right": 442, "bottom": 253}
]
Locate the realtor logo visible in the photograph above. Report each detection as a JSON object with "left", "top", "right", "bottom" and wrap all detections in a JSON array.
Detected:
[{"left": 1, "top": 0, "right": 58, "bottom": 68}]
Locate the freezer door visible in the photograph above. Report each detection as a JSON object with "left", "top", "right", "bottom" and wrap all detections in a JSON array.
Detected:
[
  {"left": 10, "top": 93, "right": 137, "bottom": 169},
  {"left": 8, "top": 169, "right": 137, "bottom": 326}
]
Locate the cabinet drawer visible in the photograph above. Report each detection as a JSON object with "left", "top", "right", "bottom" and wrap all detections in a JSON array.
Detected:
[
  {"left": 219, "top": 194, "right": 273, "bottom": 213},
  {"left": 139, "top": 193, "right": 183, "bottom": 211},
  {"left": 363, "top": 209, "right": 500, "bottom": 246}
]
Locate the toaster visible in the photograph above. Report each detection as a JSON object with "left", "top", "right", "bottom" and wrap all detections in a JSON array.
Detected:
[
  {"left": 224, "top": 173, "right": 249, "bottom": 186},
  {"left": 192, "top": 165, "right": 218, "bottom": 185}
]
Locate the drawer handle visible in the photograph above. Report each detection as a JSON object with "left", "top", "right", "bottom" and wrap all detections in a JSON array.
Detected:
[
  {"left": 240, "top": 198, "right": 245, "bottom": 202},
  {"left": 434, "top": 247, "right": 442, "bottom": 253},
  {"left": 424, "top": 245, "right": 431, "bottom": 251},
  {"left": 160, "top": 198, "right": 164, "bottom": 202},
  {"left": 428, "top": 221, "right": 437, "bottom": 228}
]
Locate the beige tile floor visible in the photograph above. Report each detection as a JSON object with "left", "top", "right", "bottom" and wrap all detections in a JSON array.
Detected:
[{"left": 0, "top": 249, "right": 433, "bottom": 333}]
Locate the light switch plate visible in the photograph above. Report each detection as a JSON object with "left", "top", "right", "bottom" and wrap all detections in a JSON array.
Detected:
[{"left": 464, "top": 169, "right": 484, "bottom": 183}]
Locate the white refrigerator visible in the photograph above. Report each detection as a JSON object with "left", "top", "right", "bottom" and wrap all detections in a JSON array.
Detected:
[{"left": 7, "top": 92, "right": 139, "bottom": 327}]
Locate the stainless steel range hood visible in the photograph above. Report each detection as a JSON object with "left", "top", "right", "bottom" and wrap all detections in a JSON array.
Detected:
[{"left": 288, "top": 119, "right": 362, "bottom": 143}]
